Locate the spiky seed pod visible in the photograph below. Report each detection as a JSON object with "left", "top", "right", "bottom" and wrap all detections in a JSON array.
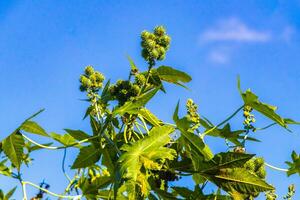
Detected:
[
  {"left": 154, "top": 26, "right": 166, "bottom": 36},
  {"left": 140, "top": 26, "right": 171, "bottom": 62},
  {"left": 84, "top": 65, "right": 94, "bottom": 76},
  {"left": 79, "top": 66, "right": 105, "bottom": 93},
  {"left": 79, "top": 75, "right": 92, "bottom": 91},
  {"left": 109, "top": 80, "right": 140, "bottom": 105}
]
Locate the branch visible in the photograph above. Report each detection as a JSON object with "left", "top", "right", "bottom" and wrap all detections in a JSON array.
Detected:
[
  {"left": 22, "top": 181, "right": 82, "bottom": 199},
  {"left": 265, "top": 162, "right": 288, "bottom": 172}
]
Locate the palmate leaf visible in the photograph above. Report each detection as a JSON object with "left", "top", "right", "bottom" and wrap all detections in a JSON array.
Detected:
[
  {"left": 174, "top": 103, "right": 213, "bottom": 161},
  {"left": 0, "top": 187, "right": 17, "bottom": 200},
  {"left": 71, "top": 145, "right": 102, "bottom": 169},
  {"left": 172, "top": 186, "right": 232, "bottom": 200},
  {"left": 20, "top": 120, "right": 48, "bottom": 137},
  {"left": 2, "top": 131, "right": 25, "bottom": 170},
  {"left": 285, "top": 150, "right": 300, "bottom": 176},
  {"left": 64, "top": 129, "right": 90, "bottom": 141},
  {"left": 238, "top": 77, "right": 298, "bottom": 130},
  {"left": 138, "top": 108, "right": 162, "bottom": 127},
  {"left": 78, "top": 175, "right": 112, "bottom": 196},
  {"left": 200, "top": 120, "right": 260, "bottom": 146},
  {"left": 50, "top": 132, "right": 80, "bottom": 147},
  {"left": 157, "top": 66, "right": 192, "bottom": 88},
  {"left": 0, "top": 159, "right": 12, "bottom": 177},
  {"left": 118, "top": 125, "right": 176, "bottom": 181},
  {"left": 204, "top": 168, "right": 274, "bottom": 195},
  {"left": 208, "top": 152, "right": 254, "bottom": 170},
  {"left": 113, "top": 88, "right": 159, "bottom": 116}
]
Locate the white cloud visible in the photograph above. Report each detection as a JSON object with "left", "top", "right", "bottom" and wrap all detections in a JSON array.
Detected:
[
  {"left": 200, "top": 18, "right": 271, "bottom": 43},
  {"left": 208, "top": 50, "right": 229, "bottom": 64}
]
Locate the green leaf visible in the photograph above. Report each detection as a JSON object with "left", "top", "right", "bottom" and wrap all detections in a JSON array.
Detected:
[
  {"left": 285, "top": 150, "right": 300, "bottom": 176},
  {"left": 4, "top": 186, "right": 16, "bottom": 200},
  {"left": 138, "top": 108, "right": 162, "bottom": 127},
  {"left": 118, "top": 125, "right": 176, "bottom": 181},
  {"left": 20, "top": 121, "right": 48, "bottom": 137},
  {"left": 28, "top": 142, "right": 53, "bottom": 152},
  {"left": 50, "top": 132, "right": 78, "bottom": 147},
  {"left": 0, "top": 159, "right": 12, "bottom": 177},
  {"left": 202, "top": 152, "right": 254, "bottom": 172},
  {"left": 176, "top": 117, "right": 213, "bottom": 161},
  {"left": 102, "top": 148, "right": 115, "bottom": 176},
  {"left": 2, "top": 132, "right": 25, "bottom": 170},
  {"left": 127, "top": 56, "right": 138, "bottom": 73},
  {"left": 79, "top": 175, "right": 112, "bottom": 195},
  {"left": 113, "top": 88, "right": 159, "bottom": 116},
  {"left": 238, "top": 77, "right": 296, "bottom": 130},
  {"left": 157, "top": 66, "right": 192, "bottom": 85},
  {"left": 24, "top": 108, "right": 45, "bottom": 121},
  {"left": 64, "top": 129, "right": 90, "bottom": 141},
  {"left": 204, "top": 168, "right": 274, "bottom": 194},
  {"left": 71, "top": 145, "right": 101, "bottom": 169}
]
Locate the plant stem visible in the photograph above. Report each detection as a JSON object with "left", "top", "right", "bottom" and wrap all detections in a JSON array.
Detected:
[
  {"left": 21, "top": 181, "right": 27, "bottom": 200},
  {"left": 139, "top": 116, "right": 149, "bottom": 134},
  {"left": 135, "top": 122, "right": 145, "bottom": 138},
  {"left": 255, "top": 122, "right": 277, "bottom": 131},
  {"left": 216, "top": 105, "right": 244, "bottom": 128},
  {"left": 139, "top": 63, "right": 154, "bottom": 95},
  {"left": 264, "top": 162, "right": 288, "bottom": 172},
  {"left": 93, "top": 96, "right": 122, "bottom": 155},
  {"left": 201, "top": 126, "right": 217, "bottom": 139},
  {"left": 22, "top": 181, "right": 82, "bottom": 199},
  {"left": 62, "top": 148, "right": 72, "bottom": 182},
  {"left": 124, "top": 125, "right": 128, "bottom": 143},
  {"left": 21, "top": 133, "right": 100, "bottom": 150}
]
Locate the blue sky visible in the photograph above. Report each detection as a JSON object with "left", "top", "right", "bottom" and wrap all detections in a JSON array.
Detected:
[{"left": 0, "top": 0, "right": 300, "bottom": 199}]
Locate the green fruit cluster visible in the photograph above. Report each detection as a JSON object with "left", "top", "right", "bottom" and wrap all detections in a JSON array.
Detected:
[
  {"left": 244, "top": 157, "right": 267, "bottom": 198},
  {"left": 186, "top": 99, "right": 200, "bottom": 129},
  {"left": 243, "top": 105, "right": 255, "bottom": 131},
  {"left": 141, "top": 26, "right": 171, "bottom": 63},
  {"left": 284, "top": 184, "right": 296, "bottom": 200},
  {"left": 109, "top": 80, "right": 140, "bottom": 105},
  {"left": 79, "top": 66, "right": 105, "bottom": 92}
]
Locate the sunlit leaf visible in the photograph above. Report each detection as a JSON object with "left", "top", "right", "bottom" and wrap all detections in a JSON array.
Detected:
[
  {"left": 20, "top": 121, "right": 48, "bottom": 137},
  {"left": 204, "top": 168, "right": 274, "bottom": 194},
  {"left": 113, "top": 88, "right": 159, "bottom": 116},
  {"left": 285, "top": 151, "right": 300, "bottom": 176},
  {"left": 2, "top": 132, "right": 24, "bottom": 170},
  {"left": 157, "top": 66, "right": 191, "bottom": 86},
  {"left": 71, "top": 145, "right": 101, "bottom": 169}
]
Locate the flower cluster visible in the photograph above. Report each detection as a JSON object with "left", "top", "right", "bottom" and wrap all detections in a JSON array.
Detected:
[
  {"left": 141, "top": 26, "right": 171, "bottom": 63},
  {"left": 186, "top": 99, "right": 200, "bottom": 130},
  {"left": 79, "top": 66, "right": 105, "bottom": 92},
  {"left": 109, "top": 80, "right": 140, "bottom": 105},
  {"left": 243, "top": 105, "right": 255, "bottom": 131},
  {"left": 284, "top": 184, "right": 296, "bottom": 200}
]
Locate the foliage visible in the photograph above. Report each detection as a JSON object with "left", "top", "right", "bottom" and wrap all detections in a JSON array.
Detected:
[{"left": 0, "top": 25, "right": 299, "bottom": 200}]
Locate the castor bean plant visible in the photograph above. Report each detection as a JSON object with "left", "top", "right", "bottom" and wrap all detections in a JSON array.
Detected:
[{"left": 0, "top": 26, "right": 299, "bottom": 200}]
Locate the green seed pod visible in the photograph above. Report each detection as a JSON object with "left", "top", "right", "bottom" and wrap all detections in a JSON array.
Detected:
[
  {"left": 141, "top": 49, "right": 150, "bottom": 61},
  {"left": 151, "top": 48, "right": 159, "bottom": 59},
  {"left": 154, "top": 26, "right": 166, "bottom": 36},
  {"left": 84, "top": 65, "right": 94, "bottom": 76},
  {"left": 80, "top": 75, "right": 92, "bottom": 90},
  {"left": 135, "top": 74, "right": 146, "bottom": 86},
  {"left": 160, "top": 35, "right": 171, "bottom": 48},
  {"left": 254, "top": 157, "right": 264, "bottom": 168},
  {"left": 141, "top": 31, "right": 151, "bottom": 40},
  {"left": 256, "top": 166, "right": 266, "bottom": 179}
]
